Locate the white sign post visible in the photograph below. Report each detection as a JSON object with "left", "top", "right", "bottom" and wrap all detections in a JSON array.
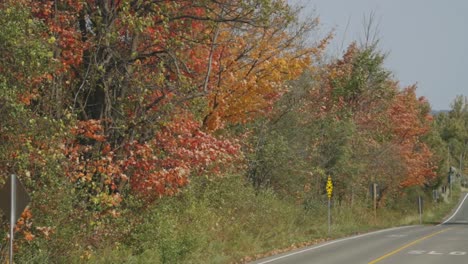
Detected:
[
  {"left": 0, "top": 174, "right": 30, "bottom": 264},
  {"left": 10, "top": 174, "right": 16, "bottom": 264}
]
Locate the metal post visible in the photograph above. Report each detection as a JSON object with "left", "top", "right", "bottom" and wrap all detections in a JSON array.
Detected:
[
  {"left": 328, "top": 198, "right": 331, "bottom": 235},
  {"left": 460, "top": 152, "right": 463, "bottom": 177},
  {"left": 448, "top": 146, "right": 452, "bottom": 201},
  {"left": 450, "top": 173, "right": 453, "bottom": 201},
  {"left": 10, "top": 174, "right": 16, "bottom": 264},
  {"left": 373, "top": 183, "right": 377, "bottom": 220},
  {"left": 418, "top": 196, "right": 422, "bottom": 225}
]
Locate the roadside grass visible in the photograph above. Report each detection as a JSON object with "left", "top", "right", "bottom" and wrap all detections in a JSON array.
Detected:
[
  {"left": 12, "top": 175, "right": 462, "bottom": 263},
  {"left": 81, "top": 176, "right": 463, "bottom": 264},
  {"left": 423, "top": 189, "right": 461, "bottom": 224}
]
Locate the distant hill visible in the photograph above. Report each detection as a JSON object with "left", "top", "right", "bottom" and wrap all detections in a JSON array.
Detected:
[{"left": 431, "top": 110, "right": 450, "bottom": 115}]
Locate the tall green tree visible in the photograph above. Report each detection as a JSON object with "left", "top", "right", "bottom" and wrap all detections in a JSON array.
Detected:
[{"left": 437, "top": 96, "right": 468, "bottom": 175}]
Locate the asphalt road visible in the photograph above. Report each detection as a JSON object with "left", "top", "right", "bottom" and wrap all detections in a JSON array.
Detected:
[{"left": 251, "top": 193, "right": 468, "bottom": 264}]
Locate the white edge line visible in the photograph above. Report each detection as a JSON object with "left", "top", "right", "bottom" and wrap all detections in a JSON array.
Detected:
[
  {"left": 254, "top": 225, "right": 415, "bottom": 264},
  {"left": 439, "top": 193, "right": 468, "bottom": 225}
]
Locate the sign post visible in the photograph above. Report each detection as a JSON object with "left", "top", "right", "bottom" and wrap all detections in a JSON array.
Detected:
[
  {"left": 449, "top": 168, "right": 452, "bottom": 200},
  {"left": 0, "top": 174, "right": 30, "bottom": 264},
  {"left": 418, "top": 196, "right": 423, "bottom": 225},
  {"left": 10, "top": 174, "right": 16, "bottom": 264},
  {"left": 326, "top": 176, "right": 333, "bottom": 234},
  {"left": 373, "top": 183, "right": 377, "bottom": 221}
]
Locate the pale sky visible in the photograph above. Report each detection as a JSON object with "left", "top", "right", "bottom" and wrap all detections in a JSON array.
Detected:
[{"left": 292, "top": 0, "right": 468, "bottom": 110}]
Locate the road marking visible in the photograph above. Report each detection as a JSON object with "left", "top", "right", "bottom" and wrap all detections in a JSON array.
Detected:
[
  {"left": 254, "top": 226, "right": 415, "bottom": 264},
  {"left": 450, "top": 251, "right": 467, "bottom": 255},
  {"left": 408, "top": 250, "right": 467, "bottom": 256},
  {"left": 368, "top": 228, "right": 451, "bottom": 264},
  {"left": 408, "top": 250, "right": 426, "bottom": 255},
  {"left": 440, "top": 193, "right": 468, "bottom": 225},
  {"left": 387, "top": 234, "right": 407, "bottom": 238}
]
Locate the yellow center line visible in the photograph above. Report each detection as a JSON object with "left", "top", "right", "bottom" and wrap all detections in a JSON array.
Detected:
[{"left": 368, "top": 228, "right": 451, "bottom": 264}]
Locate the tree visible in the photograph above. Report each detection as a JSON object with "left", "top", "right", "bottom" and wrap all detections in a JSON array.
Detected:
[
  {"left": 258, "top": 43, "right": 438, "bottom": 206},
  {"left": 21, "top": 0, "right": 324, "bottom": 202},
  {"left": 437, "top": 96, "right": 468, "bottom": 176},
  {"left": 202, "top": 13, "right": 328, "bottom": 130},
  {"left": 388, "top": 86, "right": 436, "bottom": 187}
]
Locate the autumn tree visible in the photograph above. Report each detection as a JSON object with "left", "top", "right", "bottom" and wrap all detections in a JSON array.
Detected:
[
  {"left": 248, "top": 42, "right": 438, "bottom": 207},
  {"left": 0, "top": 0, "right": 63, "bottom": 191},
  {"left": 294, "top": 43, "right": 398, "bottom": 204},
  {"left": 2, "top": 0, "right": 323, "bottom": 258},
  {"left": 201, "top": 10, "right": 328, "bottom": 130},
  {"left": 388, "top": 86, "right": 437, "bottom": 187},
  {"left": 6, "top": 0, "right": 327, "bottom": 205},
  {"left": 0, "top": 2, "right": 79, "bottom": 256}
]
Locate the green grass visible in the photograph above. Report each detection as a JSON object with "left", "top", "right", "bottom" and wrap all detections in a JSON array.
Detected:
[
  {"left": 84, "top": 177, "right": 462, "bottom": 264},
  {"left": 10, "top": 176, "right": 463, "bottom": 264}
]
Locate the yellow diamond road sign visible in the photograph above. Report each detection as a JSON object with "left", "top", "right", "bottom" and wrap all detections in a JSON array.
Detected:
[{"left": 326, "top": 176, "right": 333, "bottom": 198}]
